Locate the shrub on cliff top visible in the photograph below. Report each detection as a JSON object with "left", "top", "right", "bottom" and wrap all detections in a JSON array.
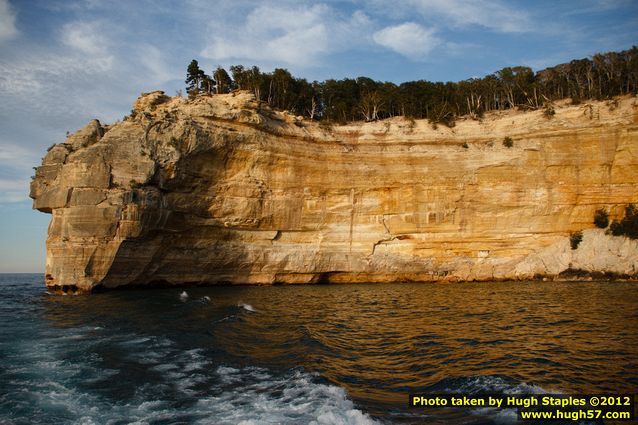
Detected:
[
  {"left": 543, "top": 104, "right": 556, "bottom": 119},
  {"left": 593, "top": 208, "right": 609, "bottom": 228}
]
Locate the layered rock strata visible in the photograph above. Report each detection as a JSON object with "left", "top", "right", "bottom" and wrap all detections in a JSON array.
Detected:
[{"left": 31, "top": 91, "right": 638, "bottom": 292}]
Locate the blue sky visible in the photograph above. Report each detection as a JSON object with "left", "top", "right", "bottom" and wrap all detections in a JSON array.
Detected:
[{"left": 0, "top": 0, "right": 637, "bottom": 272}]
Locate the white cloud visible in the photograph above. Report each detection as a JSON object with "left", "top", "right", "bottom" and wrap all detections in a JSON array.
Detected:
[
  {"left": 0, "top": 0, "right": 17, "bottom": 42},
  {"left": 201, "top": 4, "right": 329, "bottom": 65},
  {"left": 139, "top": 45, "right": 175, "bottom": 85},
  {"left": 0, "top": 144, "right": 41, "bottom": 203},
  {"left": 0, "top": 54, "right": 115, "bottom": 96},
  {"left": 201, "top": 4, "right": 370, "bottom": 66},
  {"left": 370, "top": 0, "right": 531, "bottom": 33},
  {"left": 0, "top": 178, "right": 29, "bottom": 203},
  {"left": 373, "top": 22, "right": 441, "bottom": 60},
  {"left": 0, "top": 143, "right": 38, "bottom": 169},
  {"left": 61, "top": 20, "right": 112, "bottom": 61}
]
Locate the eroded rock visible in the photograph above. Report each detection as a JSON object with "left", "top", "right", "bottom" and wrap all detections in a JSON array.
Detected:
[{"left": 31, "top": 92, "right": 638, "bottom": 292}]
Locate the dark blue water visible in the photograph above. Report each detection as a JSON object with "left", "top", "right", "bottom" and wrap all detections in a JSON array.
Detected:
[{"left": 1, "top": 274, "right": 637, "bottom": 424}]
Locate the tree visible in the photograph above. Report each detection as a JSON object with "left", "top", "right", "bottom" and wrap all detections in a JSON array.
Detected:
[
  {"left": 187, "top": 46, "right": 636, "bottom": 122},
  {"left": 214, "top": 66, "right": 232, "bottom": 94},
  {"left": 496, "top": 66, "right": 534, "bottom": 109},
  {"left": 268, "top": 68, "right": 295, "bottom": 109},
  {"left": 230, "top": 65, "right": 248, "bottom": 90},
  {"left": 229, "top": 65, "right": 264, "bottom": 99},
  {"left": 360, "top": 91, "right": 383, "bottom": 121},
  {"left": 185, "top": 60, "right": 206, "bottom": 96},
  {"left": 201, "top": 74, "right": 215, "bottom": 95},
  {"left": 356, "top": 77, "right": 383, "bottom": 121},
  {"left": 296, "top": 79, "right": 321, "bottom": 120}
]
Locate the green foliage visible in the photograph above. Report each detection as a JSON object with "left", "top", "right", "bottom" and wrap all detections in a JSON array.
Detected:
[
  {"left": 570, "top": 231, "right": 583, "bottom": 250},
  {"left": 609, "top": 204, "right": 638, "bottom": 239},
  {"left": 185, "top": 59, "right": 206, "bottom": 96},
  {"left": 201, "top": 75, "right": 214, "bottom": 95},
  {"left": 129, "top": 179, "right": 143, "bottom": 189},
  {"left": 183, "top": 46, "right": 638, "bottom": 123},
  {"left": 593, "top": 208, "right": 609, "bottom": 228},
  {"left": 503, "top": 136, "right": 514, "bottom": 148},
  {"left": 230, "top": 65, "right": 264, "bottom": 100},
  {"left": 213, "top": 66, "right": 232, "bottom": 94}
]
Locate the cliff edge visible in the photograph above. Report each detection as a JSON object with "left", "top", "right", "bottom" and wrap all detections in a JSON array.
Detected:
[{"left": 31, "top": 91, "right": 638, "bottom": 292}]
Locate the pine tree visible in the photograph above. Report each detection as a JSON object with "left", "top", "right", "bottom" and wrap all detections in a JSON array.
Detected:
[
  {"left": 185, "top": 60, "right": 206, "bottom": 97},
  {"left": 201, "top": 74, "right": 215, "bottom": 95},
  {"left": 213, "top": 67, "right": 232, "bottom": 94}
]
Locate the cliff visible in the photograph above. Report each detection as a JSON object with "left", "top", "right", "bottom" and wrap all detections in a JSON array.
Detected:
[{"left": 30, "top": 91, "right": 638, "bottom": 292}]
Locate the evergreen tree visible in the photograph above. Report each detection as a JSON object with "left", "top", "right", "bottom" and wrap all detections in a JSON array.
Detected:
[
  {"left": 185, "top": 60, "right": 206, "bottom": 96},
  {"left": 186, "top": 46, "right": 637, "bottom": 121},
  {"left": 201, "top": 74, "right": 215, "bottom": 95},
  {"left": 214, "top": 67, "right": 232, "bottom": 94}
]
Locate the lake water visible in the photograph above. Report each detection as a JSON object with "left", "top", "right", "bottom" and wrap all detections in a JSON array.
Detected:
[{"left": 1, "top": 274, "right": 637, "bottom": 424}]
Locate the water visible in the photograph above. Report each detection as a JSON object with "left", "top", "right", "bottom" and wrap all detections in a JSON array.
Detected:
[{"left": 1, "top": 274, "right": 637, "bottom": 424}]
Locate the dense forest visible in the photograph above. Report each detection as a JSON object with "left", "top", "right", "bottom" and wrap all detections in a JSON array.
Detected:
[{"left": 185, "top": 47, "right": 638, "bottom": 125}]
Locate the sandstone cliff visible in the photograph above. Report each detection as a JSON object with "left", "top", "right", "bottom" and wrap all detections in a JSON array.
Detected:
[{"left": 30, "top": 91, "right": 638, "bottom": 292}]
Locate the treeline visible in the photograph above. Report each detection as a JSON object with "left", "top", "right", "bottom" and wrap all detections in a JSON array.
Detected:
[{"left": 185, "top": 47, "right": 638, "bottom": 124}]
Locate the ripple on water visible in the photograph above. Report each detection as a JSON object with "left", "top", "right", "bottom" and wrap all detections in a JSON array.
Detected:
[{"left": 1, "top": 277, "right": 637, "bottom": 424}]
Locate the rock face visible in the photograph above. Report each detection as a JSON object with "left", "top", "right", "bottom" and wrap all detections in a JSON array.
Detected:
[{"left": 31, "top": 91, "right": 638, "bottom": 292}]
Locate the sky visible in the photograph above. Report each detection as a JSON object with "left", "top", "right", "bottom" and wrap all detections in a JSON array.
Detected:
[{"left": 0, "top": 0, "right": 637, "bottom": 272}]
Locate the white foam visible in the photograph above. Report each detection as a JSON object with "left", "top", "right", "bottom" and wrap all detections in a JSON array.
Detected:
[
  {"left": 3, "top": 327, "right": 377, "bottom": 425},
  {"left": 442, "top": 375, "right": 551, "bottom": 395},
  {"left": 193, "top": 367, "right": 378, "bottom": 425},
  {"left": 216, "top": 365, "right": 243, "bottom": 384},
  {"left": 179, "top": 291, "right": 189, "bottom": 301},
  {"left": 120, "top": 336, "right": 152, "bottom": 346},
  {"left": 447, "top": 375, "right": 554, "bottom": 425},
  {"left": 238, "top": 302, "right": 255, "bottom": 312},
  {"left": 150, "top": 363, "right": 179, "bottom": 372}
]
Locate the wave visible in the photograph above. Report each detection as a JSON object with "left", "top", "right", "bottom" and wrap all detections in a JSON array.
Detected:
[
  {"left": 427, "top": 374, "right": 551, "bottom": 395},
  {"left": 237, "top": 302, "right": 255, "bottom": 312},
  {"left": 198, "top": 366, "right": 377, "bottom": 425},
  {"left": 422, "top": 375, "right": 555, "bottom": 425},
  {"left": 179, "top": 291, "right": 189, "bottom": 302},
  {"left": 0, "top": 329, "right": 376, "bottom": 425}
]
